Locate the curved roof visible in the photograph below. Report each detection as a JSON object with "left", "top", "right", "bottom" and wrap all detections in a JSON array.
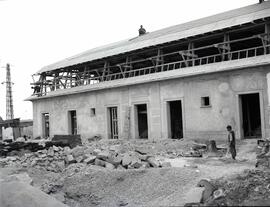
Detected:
[{"left": 37, "top": 1, "right": 270, "bottom": 74}]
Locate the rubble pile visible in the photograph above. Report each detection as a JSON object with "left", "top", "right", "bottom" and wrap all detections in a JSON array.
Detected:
[
  {"left": 184, "top": 179, "right": 226, "bottom": 207},
  {"left": 0, "top": 144, "right": 171, "bottom": 172},
  {"left": 212, "top": 169, "right": 270, "bottom": 206},
  {"left": 0, "top": 139, "right": 69, "bottom": 157},
  {"left": 256, "top": 139, "right": 270, "bottom": 169}
]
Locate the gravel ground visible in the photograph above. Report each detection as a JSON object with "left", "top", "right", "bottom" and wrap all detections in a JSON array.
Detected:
[
  {"left": 62, "top": 166, "right": 200, "bottom": 207},
  {"left": 0, "top": 139, "right": 259, "bottom": 207}
]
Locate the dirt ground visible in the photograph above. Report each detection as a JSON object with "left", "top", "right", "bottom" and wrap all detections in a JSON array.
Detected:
[{"left": 0, "top": 139, "right": 262, "bottom": 207}]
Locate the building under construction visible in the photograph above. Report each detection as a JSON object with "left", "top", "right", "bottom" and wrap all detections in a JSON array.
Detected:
[{"left": 27, "top": 2, "right": 270, "bottom": 141}]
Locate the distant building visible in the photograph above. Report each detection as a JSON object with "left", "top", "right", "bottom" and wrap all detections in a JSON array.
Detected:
[
  {"left": 0, "top": 119, "right": 33, "bottom": 140},
  {"left": 27, "top": 2, "right": 270, "bottom": 141}
]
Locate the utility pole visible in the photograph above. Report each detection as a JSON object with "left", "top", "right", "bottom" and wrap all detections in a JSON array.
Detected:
[{"left": 1, "top": 63, "right": 14, "bottom": 120}]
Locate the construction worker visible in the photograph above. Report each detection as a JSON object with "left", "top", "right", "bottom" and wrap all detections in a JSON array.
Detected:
[
  {"left": 226, "top": 125, "right": 236, "bottom": 160},
  {"left": 138, "top": 25, "right": 146, "bottom": 36}
]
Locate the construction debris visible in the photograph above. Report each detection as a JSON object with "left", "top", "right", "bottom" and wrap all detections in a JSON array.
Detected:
[
  {"left": 256, "top": 139, "right": 270, "bottom": 169},
  {"left": 184, "top": 179, "right": 226, "bottom": 206},
  {"left": 0, "top": 144, "right": 170, "bottom": 172},
  {"left": 211, "top": 169, "right": 270, "bottom": 206}
]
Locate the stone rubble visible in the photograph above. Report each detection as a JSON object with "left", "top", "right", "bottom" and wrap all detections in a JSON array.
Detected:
[
  {"left": 0, "top": 144, "right": 171, "bottom": 172},
  {"left": 256, "top": 139, "right": 270, "bottom": 169}
]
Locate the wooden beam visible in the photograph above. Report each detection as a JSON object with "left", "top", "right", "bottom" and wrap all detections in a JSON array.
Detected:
[{"left": 178, "top": 50, "right": 198, "bottom": 58}]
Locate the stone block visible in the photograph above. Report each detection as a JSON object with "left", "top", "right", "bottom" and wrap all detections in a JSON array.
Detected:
[
  {"left": 53, "top": 146, "right": 60, "bottom": 152},
  {"left": 38, "top": 154, "right": 47, "bottom": 159},
  {"left": 97, "top": 151, "right": 110, "bottom": 161},
  {"left": 117, "top": 165, "right": 126, "bottom": 170},
  {"left": 147, "top": 157, "right": 160, "bottom": 168},
  {"left": 141, "top": 161, "right": 150, "bottom": 168},
  {"left": 107, "top": 155, "right": 122, "bottom": 166},
  {"left": 93, "top": 149, "right": 102, "bottom": 155},
  {"left": 66, "top": 154, "right": 76, "bottom": 164},
  {"left": 30, "top": 159, "right": 37, "bottom": 167},
  {"left": 9, "top": 157, "right": 17, "bottom": 161},
  {"left": 84, "top": 156, "right": 96, "bottom": 164},
  {"left": 130, "top": 159, "right": 142, "bottom": 169},
  {"left": 122, "top": 153, "right": 132, "bottom": 167},
  {"left": 71, "top": 146, "right": 85, "bottom": 158},
  {"left": 56, "top": 161, "right": 65, "bottom": 171},
  {"left": 94, "top": 158, "right": 106, "bottom": 167},
  {"left": 75, "top": 156, "right": 84, "bottom": 163},
  {"left": 63, "top": 146, "right": 71, "bottom": 154},
  {"left": 47, "top": 148, "right": 54, "bottom": 157},
  {"left": 84, "top": 147, "right": 94, "bottom": 155},
  {"left": 105, "top": 162, "right": 115, "bottom": 169},
  {"left": 136, "top": 153, "right": 150, "bottom": 161}
]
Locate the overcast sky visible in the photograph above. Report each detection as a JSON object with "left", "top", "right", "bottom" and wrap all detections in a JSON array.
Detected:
[{"left": 0, "top": 0, "right": 257, "bottom": 120}]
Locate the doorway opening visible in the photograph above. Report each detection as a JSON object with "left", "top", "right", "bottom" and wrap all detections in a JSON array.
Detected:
[
  {"left": 135, "top": 104, "right": 148, "bottom": 139},
  {"left": 239, "top": 93, "right": 262, "bottom": 138},
  {"left": 168, "top": 100, "right": 183, "bottom": 139},
  {"left": 42, "top": 113, "right": 50, "bottom": 138},
  {"left": 68, "top": 110, "right": 77, "bottom": 135},
  {"left": 108, "top": 107, "right": 119, "bottom": 139}
]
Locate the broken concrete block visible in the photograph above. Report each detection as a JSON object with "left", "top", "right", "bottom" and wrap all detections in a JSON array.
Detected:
[
  {"left": 140, "top": 161, "right": 150, "bottom": 168},
  {"left": 130, "top": 159, "right": 142, "bottom": 169},
  {"left": 105, "top": 162, "right": 115, "bottom": 169},
  {"left": 107, "top": 155, "right": 122, "bottom": 166},
  {"left": 94, "top": 158, "right": 106, "bottom": 167},
  {"left": 52, "top": 146, "right": 60, "bottom": 152},
  {"left": 56, "top": 161, "right": 65, "bottom": 171},
  {"left": 31, "top": 159, "right": 37, "bottom": 167},
  {"left": 184, "top": 187, "right": 204, "bottom": 204},
  {"left": 147, "top": 157, "right": 160, "bottom": 168},
  {"left": 38, "top": 154, "right": 47, "bottom": 159},
  {"left": 41, "top": 149, "right": 47, "bottom": 154},
  {"left": 84, "top": 147, "right": 94, "bottom": 155},
  {"left": 71, "top": 146, "right": 85, "bottom": 158},
  {"left": 136, "top": 153, "right": 150, "bottom": 161},
  {"left": 63, "top": 146, "right": 71, "bottom": 154},
  {"left": 47, "top": 148, "right": 54, "bottom": 157},
  {"left": 135, "top": 147, "right": 148, "bottom": 155},
  {"left": 75, "top": 156, "right": 84, "bottom": 163},
  {"left": 66, "top": 154, "right": 76, "bottom": 164},
  {"left": 97, "top": 151, "right": 110, "bottom": 161},
  {"left": 122, "top": 153, "right": 132, "bottom": 167},
  {"left": 117, "top": 164, "right": 126, "bottom": 170},
  {"left": 9, "top": 157, "right": 17, "bottom": 161},
  {"left": 93, "top": 149, "right": 102, "bottom": 155},
  {"left": 84, "top": 155, "right": 96, "bottom": 164}
]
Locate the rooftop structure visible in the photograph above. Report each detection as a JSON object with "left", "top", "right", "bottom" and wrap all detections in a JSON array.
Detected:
[
  {"left": 28, "top": 2, "right": 270, "bottom": 141},
  {"left": 28, "top": 1, "right": 270, "bottom": 99}
]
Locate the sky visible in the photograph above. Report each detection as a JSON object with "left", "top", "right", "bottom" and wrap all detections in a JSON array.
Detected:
[{"left": 0, "top": 0, "right": 257, "bottom": 120}]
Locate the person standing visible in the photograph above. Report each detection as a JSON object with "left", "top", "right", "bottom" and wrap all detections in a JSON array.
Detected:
[{"left": 226, "top": 125, "right": 236, "bottom": 160}]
